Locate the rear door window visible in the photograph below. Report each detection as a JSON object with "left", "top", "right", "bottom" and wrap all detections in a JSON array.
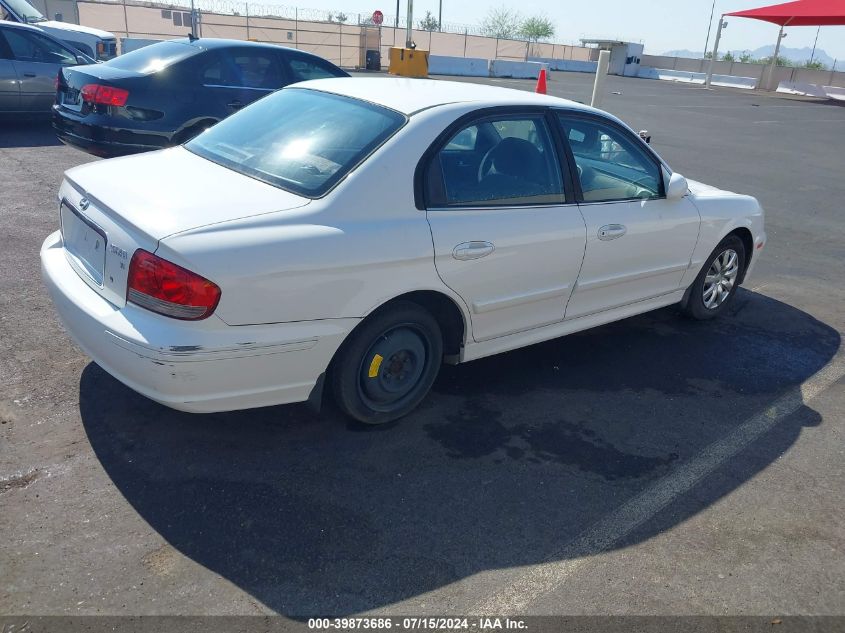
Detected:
[
  {"left": 202, "top": 49, "right": 285, "bottom": 89},
  {"left": 430, "top": 114, "right": 565, "bottom": 207},
  {"left": 4, "top": 28, "right": 77, "bottom": 65}
]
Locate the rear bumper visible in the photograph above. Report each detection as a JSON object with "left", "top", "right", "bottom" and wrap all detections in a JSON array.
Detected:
[
  {"left": 52, "top": 106, "right": 168, "bottom": 157},
  {"left": 41, "top": 231, "right": 357, "bottom": 413}
]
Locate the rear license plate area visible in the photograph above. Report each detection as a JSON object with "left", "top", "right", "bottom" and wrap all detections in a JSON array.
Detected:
[
  {"left": 61, "top": 88, "right": 83, "bottom": 111},
  {"left": 60, "top": 202, "right": 106, "bottom": 286}
]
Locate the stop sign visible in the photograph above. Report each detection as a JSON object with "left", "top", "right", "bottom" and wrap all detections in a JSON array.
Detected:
[{"left": 372, "top": 10, "right": 384, "bottom": 25}]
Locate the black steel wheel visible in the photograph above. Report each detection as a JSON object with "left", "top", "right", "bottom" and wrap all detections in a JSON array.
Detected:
[{"left": 331, "top": 301, "right": 443, "bottom": 424}]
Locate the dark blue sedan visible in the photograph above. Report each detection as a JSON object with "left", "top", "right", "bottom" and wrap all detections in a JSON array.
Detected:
[{"left": 52, "top": 37, "right": 348, "bottom": 157}]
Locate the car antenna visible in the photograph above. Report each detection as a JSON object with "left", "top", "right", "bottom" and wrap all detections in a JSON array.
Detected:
[{"left": 188, "top": 32, "right": 199, "bottom": 42}]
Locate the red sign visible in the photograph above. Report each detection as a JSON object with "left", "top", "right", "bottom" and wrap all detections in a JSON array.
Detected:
[{"left": 372, "top": 10, "right": 384, "bottom": 25}]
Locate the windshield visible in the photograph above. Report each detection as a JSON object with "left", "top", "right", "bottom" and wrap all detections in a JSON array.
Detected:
[
  {"left": 186, "top": 89, "right": 406, "bottom": 198},
  {"left": 105, "top": 40, "right": 196, "bottom": 73},
  {"left": 3, "top": 0, "right": 45, "bottom": 22}
]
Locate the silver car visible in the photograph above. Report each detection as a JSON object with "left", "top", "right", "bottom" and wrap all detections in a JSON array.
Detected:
[{"left": 0, "top": 21, "right": 93, "bottom": 115}]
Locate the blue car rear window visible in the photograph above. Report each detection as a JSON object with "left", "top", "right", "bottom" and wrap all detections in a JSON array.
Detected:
[{"left": 106, "top": 41, "right": 197, "bottom": 73}]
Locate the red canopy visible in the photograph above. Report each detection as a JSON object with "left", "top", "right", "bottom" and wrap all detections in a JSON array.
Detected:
[{"left": 726, "top": 0, "right": 845, "bottom": 26}]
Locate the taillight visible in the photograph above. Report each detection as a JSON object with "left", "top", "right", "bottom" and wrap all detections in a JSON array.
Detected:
[
  {"left": 127, "top": 250, "right": 221, "bottom": 320},
  {"left": 81, "top": 83, "right": 129, "bottom": 106}
]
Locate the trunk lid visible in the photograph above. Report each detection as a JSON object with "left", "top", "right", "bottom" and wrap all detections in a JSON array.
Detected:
[{"left": 60, "top": 146, "right": 310, "bottom": 307}]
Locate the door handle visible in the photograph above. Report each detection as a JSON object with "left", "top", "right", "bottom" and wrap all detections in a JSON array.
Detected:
[
  {"left": 452, "top": 241, "right": 495, "bottom": 261},
  {"left": 23, "top": 72, "right": 36, "bottom": 77},
  {"left": 227, "top": 100, "right": 244, "bottom": 109},
  {"left": 598, "top": 224, "right": 627, "bottom": 241}
]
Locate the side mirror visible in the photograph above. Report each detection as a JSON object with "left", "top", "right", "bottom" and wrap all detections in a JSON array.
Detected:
[{"left": 666, "top": 172, "right": 688, "bottom": 200}]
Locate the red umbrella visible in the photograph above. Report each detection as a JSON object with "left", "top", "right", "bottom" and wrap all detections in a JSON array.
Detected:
[
  {"left": 706, "top": 0, "right": 845, "bottom": 90},
  {"left": 726, "top": 0, "right": 845, "bottom": 26}
]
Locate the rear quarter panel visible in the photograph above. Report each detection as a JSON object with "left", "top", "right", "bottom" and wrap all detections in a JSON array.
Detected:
[{"left": 158, "top": 103, "right": 478, "bottom": 330}]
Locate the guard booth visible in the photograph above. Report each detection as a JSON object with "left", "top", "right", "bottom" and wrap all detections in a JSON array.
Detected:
[
  {"left": 580, "top": 39, "right": 644, "bottom": 77},
  {"left": 359, "top": 26, "right": 381, "bottom": 70}
]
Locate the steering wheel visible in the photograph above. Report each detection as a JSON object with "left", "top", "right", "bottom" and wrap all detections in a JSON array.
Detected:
[
  {"left": 477, "top": 145, "right": 499, "bottom": 183},
  {"left": 626, "top": 175, "right": 656, "bottom": 199}
]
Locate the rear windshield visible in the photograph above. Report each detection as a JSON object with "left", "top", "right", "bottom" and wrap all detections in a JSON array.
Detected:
[
  {"left": 186, "top": 88, "right": 406, "bottom": 197},
  {"left": 105, "top": 40, "right": 196, "bottom": 73}
]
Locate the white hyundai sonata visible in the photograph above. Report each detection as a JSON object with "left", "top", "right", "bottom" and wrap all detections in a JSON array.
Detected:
[{"left": 42, "top": 78, "right": 765, "bottom": 424}]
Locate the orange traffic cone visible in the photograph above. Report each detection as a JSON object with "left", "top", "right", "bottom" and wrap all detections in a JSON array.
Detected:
[{"left": 535, "top": 68, "right": 547, "bottom": 94}]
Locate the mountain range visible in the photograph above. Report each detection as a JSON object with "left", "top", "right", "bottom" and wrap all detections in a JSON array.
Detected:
[{"left": 662, "top": 45, "right": 835, "bottom": 66}]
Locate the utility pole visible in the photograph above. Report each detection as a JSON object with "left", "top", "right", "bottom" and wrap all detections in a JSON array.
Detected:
[
  {"left": 704, "top": 16, "right": 726, "bottom": 88},
  {"left": 703, "top": 0, "right": 717, "bottom": 61},
  {"left": 405, "top": 0, "right": 413, "bottom": 47},
  {"left": 395, "top": 0, "right": 399, "bottom": 28},
  {"left": 810, "top": 25, "right": 820, "bottom": 63},
  {"left": 766, "top": 24, "right": 787, "bottom": 90},
  {"left": 438, "top": 0, "right": 442, "bottom": 31}
]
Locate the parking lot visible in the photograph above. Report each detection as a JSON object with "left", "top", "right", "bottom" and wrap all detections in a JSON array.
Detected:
[{"left": 1, "top": 71, "right": 844, "bottom": 621}]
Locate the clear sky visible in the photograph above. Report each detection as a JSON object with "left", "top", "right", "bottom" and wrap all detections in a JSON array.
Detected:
[{"left": 281, "top": 0, "right": 845, "bottom": 63}]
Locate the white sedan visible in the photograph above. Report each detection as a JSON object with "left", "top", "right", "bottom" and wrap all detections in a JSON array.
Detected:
[{"left": 41, "top": 78, "right": 766, "bottom": 424}]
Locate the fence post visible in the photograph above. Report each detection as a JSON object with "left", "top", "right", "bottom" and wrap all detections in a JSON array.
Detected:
[
  {"left": 294, "top": 7, "right": 298, "bottom": 49},
  {"left": 494, "top": 37, "right": 499, "bottom": 59},
  {"left": 830, "top": 60, "right": 837, "bottom": 86},
  {"left": 463, "top": 28, "right": 467, "bottom": 57},
  {"left": 121, "top": 0, "right": 129, "bottom": 38},
  {"left": 245, "top": 2, "right": 249, "bottom": 40}
]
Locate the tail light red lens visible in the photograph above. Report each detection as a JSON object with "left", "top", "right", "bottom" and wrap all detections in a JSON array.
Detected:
[
  {"left": 127, "top": 250, "right": 221, "bottom": 320},
  {"left": 80, "top": 83, "right": 129, "bottom": 107}
]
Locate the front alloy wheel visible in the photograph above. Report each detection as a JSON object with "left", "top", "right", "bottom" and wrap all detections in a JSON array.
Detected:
[
  {"left": 682, "top": 234, "right": 746, "bottom": 320},
  {"left": 702, "top": 248, "right": 739, "bottom": 309}
]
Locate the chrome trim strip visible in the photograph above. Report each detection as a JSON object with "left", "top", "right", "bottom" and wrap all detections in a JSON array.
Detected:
[
  {"left": 202, "top": 84, "right": 275, "bottom": 92},
  {"left": 472, "top": 283, "right": 571, "bottom": 314},
  {"left": 574, "top": 262, "right": 690, "bottom": 292}
]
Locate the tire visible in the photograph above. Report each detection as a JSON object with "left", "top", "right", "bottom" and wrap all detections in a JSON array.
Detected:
[
  {"left": 330, "top": 301, "right": 443, "bottom": 425},
  {"left": 682, "top": 235, "right": 746, "bottom": 320}
]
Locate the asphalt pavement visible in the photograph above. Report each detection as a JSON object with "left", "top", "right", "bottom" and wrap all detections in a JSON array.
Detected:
[{"left": 1, "top": 73, "right": 843, "bottom": 623}]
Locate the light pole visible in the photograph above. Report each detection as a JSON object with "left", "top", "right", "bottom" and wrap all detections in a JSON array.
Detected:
[
  {"left": 438, "top": 0, "right": 442, "bottom": 31},
  {"left": 703, "top": 0, "right": 717, "bottom": 61},
  {"left": 405, "top": 0, "right": 413, "bottom": 47},
  {"left": 704, "top": 16, "right": 727, "bottom": 88},
  {"left": 766, "top": 25, "right": 787, "bottom": 90},
  {"left": 810, "top": 25, "right": 820, "bottom": 63}
]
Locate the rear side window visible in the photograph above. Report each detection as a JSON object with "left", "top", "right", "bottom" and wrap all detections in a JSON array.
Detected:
[
  {"left": 201, "top": 50, "right": 284, "bottom": 89},
  {"left": 106, "top": 41, "right": 196, "bottom": 73},
  {"left": 430, "top": 114, "right": 565, "bottom": 207},
  {"left": 286, "top": 56, "right": 344, "bottom": 81},
  {"left": 186, "top": 88, "right": 405, "bottom": 197},
  {"left": 3, "top": 28, "right": 77, "bottom": 65}
]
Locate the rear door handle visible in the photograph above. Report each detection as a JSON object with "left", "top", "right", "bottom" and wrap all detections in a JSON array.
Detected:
[
  {"left": 452, "top": 241, "right": 495, "bottom": 260},
  {"left": 23, "top": 72, "right": 36, "bottom": 77},
  {"left": 227, "top": 100, "right": 244, "bottom": 109},
  {"left": 598, "top": 224, "right": 627, "bottom": 241}
]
